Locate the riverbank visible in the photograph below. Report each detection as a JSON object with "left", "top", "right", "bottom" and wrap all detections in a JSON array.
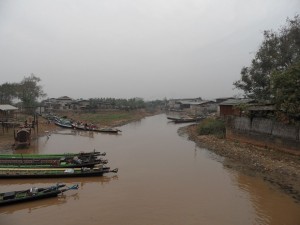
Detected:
[{"left": 181, "top": 124, "right": 300, "bottom": 202}]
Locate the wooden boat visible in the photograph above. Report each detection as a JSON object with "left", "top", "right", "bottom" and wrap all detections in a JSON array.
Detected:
[
  {"left": 171, "top": 116, "right": 205, "bottom": 123},
  {"left": 54, "top": 119, "right": 73, "bottom": 128},
  {"left": 0, "top": 151, "right": 106, "bottom": 160},
  {"left": 0, "top": 157, "right": 108, "bottom": 168},
  {"left": 166, "top": 116, "right": 181, "bottom": 121},
  {"left": 97, "top": 127, "right": 122, "bottom": 133},
  {"left": 14, "top": 128, "right": 31, "bottom": 148},
  {"left": 0, "top": 165, "right": 118, "bottom": 178},
  {"left": 0, "top": 184, "right": 78, "bottom": 206},
  {"left": 72, "top": 123, "right": 121, "bottom": 134},
  {"left": 173, "top": 117, "right": 198, "bottom": 123}
]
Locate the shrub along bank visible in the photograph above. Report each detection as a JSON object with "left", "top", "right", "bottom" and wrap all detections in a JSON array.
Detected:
[{"left": 196, "top": 118, "right": 225, "bottom": 138}]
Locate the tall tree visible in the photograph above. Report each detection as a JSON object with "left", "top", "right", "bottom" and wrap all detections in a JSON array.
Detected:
[
  {"left": 271, "top": 60, "right": 300, "bottom": 120},
  {"left": 16, "top": 74, "right": 46, "bottom": 112},
  {"left": 0, "top": 82, "right": 18, "bottom": 104},
  {"left": 234, "top": 15, "right": 300, "bottom": 101}
]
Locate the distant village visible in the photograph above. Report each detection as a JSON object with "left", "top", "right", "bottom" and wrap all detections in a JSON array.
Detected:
[{"left": 0, "top": 95, "right": 269, "bottom": 121}]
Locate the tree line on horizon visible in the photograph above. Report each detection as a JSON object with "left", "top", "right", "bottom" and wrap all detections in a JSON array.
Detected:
[{"left": 0, "top": 75, "right": 164, "bottom": 112}]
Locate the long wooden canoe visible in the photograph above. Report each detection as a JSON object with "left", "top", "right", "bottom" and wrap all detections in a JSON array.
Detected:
[
  {"left": 0, "top": 151, "right": 106, "bottom": 160},
  {"left": 0, "top": 166, "right": 118, "bottom": 178},
  {"left": 0, "top": 159, "right": 108, "bottom": 168},
  {"left": 72, "top": 123, "right": 121, "bottom": 134},
  {"left": 0, "top": 184, "right": 78, "bottom": 206}
]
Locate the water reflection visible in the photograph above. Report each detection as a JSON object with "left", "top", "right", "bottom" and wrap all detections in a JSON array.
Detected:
[{"left": 235, "top": 174, "right": 300, "bottom": 225}]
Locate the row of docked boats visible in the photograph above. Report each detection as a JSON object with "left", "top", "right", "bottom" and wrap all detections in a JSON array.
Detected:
[
  {"left": 0, "top": 151, "right": 118, "bottom": 178},
  {"left": 0, "top": 150, "right": 118, "bottom": 206},
  {"left": 53, "top": 116, "right": 121, "bottom": 134}
]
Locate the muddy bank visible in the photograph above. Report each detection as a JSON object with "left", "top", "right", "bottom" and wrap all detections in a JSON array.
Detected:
[{"left": 180, "top": 124, "right": 300, "bottom": 203}]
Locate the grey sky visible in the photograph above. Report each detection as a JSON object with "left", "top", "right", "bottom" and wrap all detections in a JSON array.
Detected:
[{"left": 0, "top": 0, "right": 299, "bottom": 101}]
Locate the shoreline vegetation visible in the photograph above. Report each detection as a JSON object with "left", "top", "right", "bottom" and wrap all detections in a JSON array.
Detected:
[{"left": 1, "top": 111, "right": 299, "bottom": 202}]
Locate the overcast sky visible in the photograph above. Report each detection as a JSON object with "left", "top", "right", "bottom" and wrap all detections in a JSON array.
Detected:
[{"left": 0, "top": 0, "right": 299, "bottom": 101}]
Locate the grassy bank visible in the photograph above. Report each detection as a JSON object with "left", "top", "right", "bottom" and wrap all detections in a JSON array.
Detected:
[
  {"left": 196, "top": 118, "right": 225, "bottom": 138},
  {"left": 60, "top": 111, "right": 141, "bottom": 127}
]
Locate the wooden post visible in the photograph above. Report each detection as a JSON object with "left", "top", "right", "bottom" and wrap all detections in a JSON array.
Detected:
[{"left": 36, "top": 113, "right": 39, "bottom": 134}]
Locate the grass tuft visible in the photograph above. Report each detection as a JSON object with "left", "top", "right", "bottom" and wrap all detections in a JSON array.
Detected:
[{"left": 196, "top": 118, "right": 225, "bottom": 138}]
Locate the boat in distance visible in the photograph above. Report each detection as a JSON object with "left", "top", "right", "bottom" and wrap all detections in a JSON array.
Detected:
[
  {"left": 167, "top": 115, "right": 205, "bottom": 123},
  {"left": 0, "top": 184, "right": 78, "bottom": 206},
  {"left": 53, "top": 117, "right": 73, "bottom": 129},
  {"left": 72, "top": 123, "right": 121, "bottom": 134}
]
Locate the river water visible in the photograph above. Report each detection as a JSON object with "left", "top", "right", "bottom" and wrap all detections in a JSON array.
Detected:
[{"left": 0, "top": 114, "right": 299, "bottom": 225}]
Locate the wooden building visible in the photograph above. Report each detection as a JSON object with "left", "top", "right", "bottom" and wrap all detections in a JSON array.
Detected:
[
  {"left": 0, "top": 104, "right": 18, "bottom": 122},
  {"left": 219, "top": 99, "right": 254, "bottom": 117}
]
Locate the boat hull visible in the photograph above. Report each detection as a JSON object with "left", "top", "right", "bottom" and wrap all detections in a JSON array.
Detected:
[
  {"left": 0, "top": 171, "right": 105, "bottom": 178},
  {"left": 72, "top": 124, "right": 121, "bottom": 133},
  {"left": 0, "top": 167, "right": 116, "bottom": 179},
  {"left": 54, "top": 121, "right": 73, "bottom": 128},
  {"left": 0, "top": 151, "right": 104, "bottom": 160},
  {"left": 0, "top": 190, "right": 60, "bottom": 206},
  {"left": 0, "top": 184, "right": 77, "bottom": 206},
  {"left": 0, "top": 160, "right": 105, "bottom": 168}
]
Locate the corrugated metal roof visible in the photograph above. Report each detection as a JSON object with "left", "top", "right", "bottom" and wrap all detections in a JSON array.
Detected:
[
  {"left": 219, "top": 99, "right": 254, "bottom": 106},
  {"left": 0, "top": 104, "right": 18, "bottom": 111}
]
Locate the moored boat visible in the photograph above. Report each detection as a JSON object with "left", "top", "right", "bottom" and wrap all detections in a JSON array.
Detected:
[
  {"left": 0, "top": 184, "right": 78, "bottom": 206},
  {"left": 54, "top": 118, "right": 73, "bottom": 128},
  {"left": 72, "top": 123, "right": 121, "bottom": 134},
  {"left": 166, "top": 116, "right": 181, "bottom": 121},
  {"left": 0, "top": 151, "right": 106, "bottom": 160},
  {"left": 171, "top": 116, "right": 205, "bottom": 123},
  {"left": 97, "top": 127, "right": 122, "bottom": 133},
  {"left": 0, "top": 157, "right": 108, "bottom": 168},
  {"left": 173, "top": 117, "right": 198, "bottom": 123},
  {"left": 0, "top": 165, "right": 118, "bottom": 178}
]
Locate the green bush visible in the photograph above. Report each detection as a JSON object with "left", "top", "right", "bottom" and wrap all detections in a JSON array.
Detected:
[{"left": 196, "top": 118, "right": 225, "bottom": 138}]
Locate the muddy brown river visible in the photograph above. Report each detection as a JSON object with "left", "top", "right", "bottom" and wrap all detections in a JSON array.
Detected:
[{"left": 1, "top": 114, "right": 300, "bottom": 225}]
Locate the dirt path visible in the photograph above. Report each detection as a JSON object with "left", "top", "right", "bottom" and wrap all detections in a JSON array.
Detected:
[{"left": 181, "top": 124, "right": 300, "bottom": 202}]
